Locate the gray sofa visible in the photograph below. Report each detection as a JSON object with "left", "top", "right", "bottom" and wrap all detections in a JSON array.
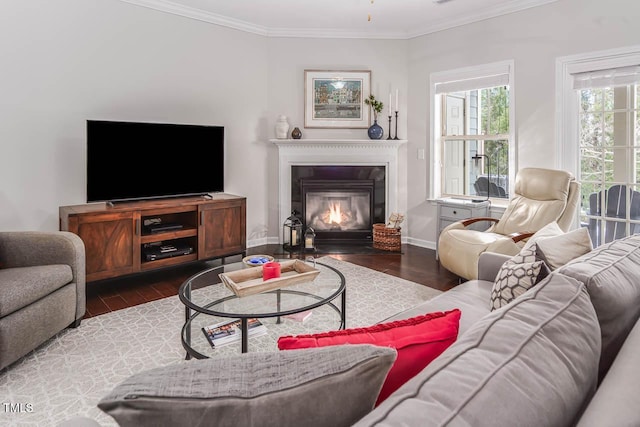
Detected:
[
  {"left": 0, "top": 231, "right": 86, "bottom": 370},
  {"left": 75, "top": 233, "right": 640, "bottom": 427},
  {"left": 355, "top": 233, "right": 640, "bottom": 426}
]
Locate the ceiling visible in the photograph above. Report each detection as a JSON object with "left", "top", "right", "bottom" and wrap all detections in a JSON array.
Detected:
[{"left": 120, "top": 0, "right": 558, "bottom": 39}]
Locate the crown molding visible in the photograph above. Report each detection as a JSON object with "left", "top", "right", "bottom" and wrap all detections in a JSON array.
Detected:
[
  {"left": 117, "top": 0, "right": 269, "bottom": 36},
  {"left": 117, "top": 0, "right": 558, "bottom": 40},
  {"left": 407, "top": 0, "right": 559, "bottom": 38}
]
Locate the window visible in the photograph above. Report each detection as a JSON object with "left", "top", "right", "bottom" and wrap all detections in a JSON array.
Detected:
[
  {"left": 575, "top": 72, "right": 640, "bottom": 247},
  {"left": 558, "top": 48, "right": 640, "bottom": 247},
  {"left": 430, "top": 61, "right": 514, "bottom": 201}
]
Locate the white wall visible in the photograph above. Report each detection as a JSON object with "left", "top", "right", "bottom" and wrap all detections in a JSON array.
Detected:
[
  {"left": 265, "top": 37, "right": 409, "bottom": 239},
  {"left": 3, "top": 0, "right": 640, "bottom": 250},
  {"left": 0, "top": 0, "right": 270, "bottom": 241},
  {"left": 406, "top": 0, "right": 640, "bottom": 247}
]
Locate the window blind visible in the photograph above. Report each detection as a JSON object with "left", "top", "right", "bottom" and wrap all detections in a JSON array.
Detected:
[
  {"left": 435, "top": 73, "right": 509, "bottom": 95},
  {"left": 572, "top": 65, "right": 640, "bottom": 90}
]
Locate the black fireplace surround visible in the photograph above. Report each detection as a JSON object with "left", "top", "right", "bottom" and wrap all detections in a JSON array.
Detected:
[{"left": 291, "top": 165, "right": 386, "bottom": 244}]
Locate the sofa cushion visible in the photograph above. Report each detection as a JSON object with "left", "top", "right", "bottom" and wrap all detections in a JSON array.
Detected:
[
  {"left": 0, "top": 265, "right": 73, "bottom": 317},
  {"left": 490, "top": 244, "right": 548, "bottom": 310},
  {"left": 576, "top": 319, "right": 640, "bottom": 427},
  {"left": 382, "top": 280, "right": 491, "bottom": 335},
  {"left": 98, "top": 345, "right": 396, "bottom": 427},
  {"left": 535, "top": 227, "right": 593, "bottom": 270},
  {"left": 354, "top": 273, "right": 601, "bottom": 427},
  {"left": 558, "top": 233, "right": 640, "bottom": 379},
  {"left": 278, "top": 310, "right": 461, "bottom": 406}
]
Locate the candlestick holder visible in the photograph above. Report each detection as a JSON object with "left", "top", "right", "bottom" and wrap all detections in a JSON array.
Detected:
[
  {"left": 387, "top": 115, "right": 393, "bottom": 140},
  {"left": 393, "top": 111, "right": 400, "bottom": 140}
]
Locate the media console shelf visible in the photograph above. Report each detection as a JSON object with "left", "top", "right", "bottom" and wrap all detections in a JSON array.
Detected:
[{"left": 60, "top": 194, "right": 246, "bottom": 282}]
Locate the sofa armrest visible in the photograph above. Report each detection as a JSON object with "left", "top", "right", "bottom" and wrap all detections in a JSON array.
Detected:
[
  {"left": 0, "top": 231, "right": 86, "bottom": 321},
  {"left": 477, "top": 252, "right": 510, "bottom": 282}
]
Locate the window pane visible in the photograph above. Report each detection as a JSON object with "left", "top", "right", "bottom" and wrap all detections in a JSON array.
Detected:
[
  {"left": 603, "top": 112, "right": 615, "bottom": 146},
  {"left": 580, "top": 147, "right": 603, "bottom": 179},
  {"left": 580, "top": 113, "right": 603, "bottom": 147},
  {"left": 580, "top": 89, "right": 603, "bottom": 112},
  {"left": 635, "top": 147, "right": 640, "bottom": 183},
  {"left": 635, "top": 111, "right": 640, "bottom": 146},
  {"left": 604, "top": 148, "right": 629, "bottom": 181},
  {"left": 479, "top": 87, "right": 509, "bottom": 135},
  {"left": 440, "top": 138, "right": 509, "bottom": 199},
  {"left": 603, "top": 88, "right": 615, "bottom": 111}
]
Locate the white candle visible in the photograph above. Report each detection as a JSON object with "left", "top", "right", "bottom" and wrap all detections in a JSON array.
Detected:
[
  {"left": 389, "top": 93, "right": 392, "bottom": 116},
  {"left": 395, "top": 89, "right": 399, "bottom": 112}
]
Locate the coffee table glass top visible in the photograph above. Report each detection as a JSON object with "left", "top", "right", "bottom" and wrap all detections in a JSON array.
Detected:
[{"left": 178, "top": 259, "right": 346, "bottom": 357}]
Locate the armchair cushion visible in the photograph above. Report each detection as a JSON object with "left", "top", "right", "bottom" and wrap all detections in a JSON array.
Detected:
[{"left": 0, "top": 265, "right": 73, "bottom": 317}]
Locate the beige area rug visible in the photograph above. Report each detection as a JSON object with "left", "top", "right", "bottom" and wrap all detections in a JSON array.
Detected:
[{"left": 0, "top": 257, "right": 441, "bottom": 427}]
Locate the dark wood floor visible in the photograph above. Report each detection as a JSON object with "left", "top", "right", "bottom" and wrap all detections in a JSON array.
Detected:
[{"left": 84, "top": 244, "right": 459, "bottom": 318}]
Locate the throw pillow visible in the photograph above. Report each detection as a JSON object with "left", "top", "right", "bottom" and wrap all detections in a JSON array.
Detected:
[
  {"left": 98, "top": 345, "right": 396, "bottom": 427},
  {"left": 521, "top": 221, "right": 564, "bottom": 251},
  {"left": 277, "top": 309, "right": 461, "bottom": 405},
  {"left": 535, "top": 227, "right": 593, "bottom": 270},
  {"left": 490, "top": 244, "right": 548, "bottom": 311}
]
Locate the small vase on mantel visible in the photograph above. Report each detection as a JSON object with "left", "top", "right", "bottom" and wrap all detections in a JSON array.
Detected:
[
  {"left": 291, "top": 127, "right": 302, "bottom": 139},
  {"left": 275, "top": 115, "right": 290, "bottom": 139},
  {"left": 367, "top": 118, "right": 384, "bottom": 140}
]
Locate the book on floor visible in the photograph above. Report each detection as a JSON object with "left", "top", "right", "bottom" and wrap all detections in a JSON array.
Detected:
[{"left": 202, "top": 318, "right": 268, "bottom": 348}]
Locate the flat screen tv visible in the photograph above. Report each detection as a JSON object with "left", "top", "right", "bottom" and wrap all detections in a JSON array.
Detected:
[{"left": 86, "top": 120, "right": 224, "bottom": 203}]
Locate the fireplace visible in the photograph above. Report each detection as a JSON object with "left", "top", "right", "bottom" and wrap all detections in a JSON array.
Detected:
[
  {"left": 292, "top": 166, "right": 385, "bottom": 243},
  {"left": 273, "top": 138, "right": 406, "bottom": 248}
]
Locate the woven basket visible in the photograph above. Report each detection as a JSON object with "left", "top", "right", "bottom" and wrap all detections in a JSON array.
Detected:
[{"left": 372, "top": 223, "right": 401, "bottom": 251}]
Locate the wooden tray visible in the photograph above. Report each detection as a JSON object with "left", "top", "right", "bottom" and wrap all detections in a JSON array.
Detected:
[{"left": 219, "top": 259, "right": 320, "bottom": 297}]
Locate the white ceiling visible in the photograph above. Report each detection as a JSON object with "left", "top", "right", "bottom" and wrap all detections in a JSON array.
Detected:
[{"left": 120, "top": 0, "right": 558, "bottom": 39}]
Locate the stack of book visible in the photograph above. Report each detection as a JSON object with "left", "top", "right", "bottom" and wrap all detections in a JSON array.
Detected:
[{"left": 201, "top": 318, "right": 267, "bottom": 348}]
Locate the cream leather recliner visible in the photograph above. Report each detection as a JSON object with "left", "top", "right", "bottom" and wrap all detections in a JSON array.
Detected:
[{"left": 438, "top": 168, "right": 580, "bottom": 280}]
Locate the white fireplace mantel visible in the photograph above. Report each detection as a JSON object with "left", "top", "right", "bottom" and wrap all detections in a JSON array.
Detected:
[{"left": 271, "top": 139, "right": 407, "bottom": 240}]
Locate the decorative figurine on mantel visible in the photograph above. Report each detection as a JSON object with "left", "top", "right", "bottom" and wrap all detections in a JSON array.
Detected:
[
  {"left": 364, "top": 94, "right": 384, "bottom": 140},
  {"left": 275, "top": 115, "right": 290, "bottom": 139},
  {"left": 291, "top": 127, "right": 302, "bottom": 139}
]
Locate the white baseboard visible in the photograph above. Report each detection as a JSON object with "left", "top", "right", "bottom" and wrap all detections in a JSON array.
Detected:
[
  {"left": 247, "top": 236, "right": 280, "bottom": 248},
  {"left": 404, "top": 236, "right": 437, "bottom": 250}
]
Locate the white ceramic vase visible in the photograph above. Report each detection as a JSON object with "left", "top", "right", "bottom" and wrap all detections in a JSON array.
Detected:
[{"left": 275, "top": 115, "right": 290, "bottom": 139}]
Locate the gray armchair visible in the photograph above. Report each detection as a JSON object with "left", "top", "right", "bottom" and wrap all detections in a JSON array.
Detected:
[{"left": 0, "top": 231, "right": 86, "bottom": 370}]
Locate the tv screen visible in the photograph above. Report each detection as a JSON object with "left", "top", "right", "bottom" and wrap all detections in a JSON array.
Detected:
[{"left": 87, "top": 120, "right": 224, "bottom": 203}]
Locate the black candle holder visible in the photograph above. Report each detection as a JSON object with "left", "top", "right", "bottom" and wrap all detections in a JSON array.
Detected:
[
  {"left": 393, "top": 111, "right": 399, "bottom": 140},
  {"left": 387, "top": 115, "right": 393, "bottom": 140}
]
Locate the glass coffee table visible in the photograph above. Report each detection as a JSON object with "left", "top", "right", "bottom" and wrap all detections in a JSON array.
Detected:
[{"left": 178, "top": 258, "right": 346, "bottom": 358}]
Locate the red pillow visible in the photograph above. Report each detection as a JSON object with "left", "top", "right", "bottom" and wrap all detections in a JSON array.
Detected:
[{"left": 277, "top": 309, "right": 461, "bottom": 405}]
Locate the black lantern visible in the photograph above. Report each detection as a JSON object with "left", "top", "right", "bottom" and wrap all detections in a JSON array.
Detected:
[
  {"left": 304, "top": 226, "right": 316, "bottom": 252},
  {"left": 283, "top": 211, "right": 303, "bottom": 250}
]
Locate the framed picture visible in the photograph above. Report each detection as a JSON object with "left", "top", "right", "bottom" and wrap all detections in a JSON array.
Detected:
[{"left": 304, "top": 70, "right": 371, "bottom": 129}]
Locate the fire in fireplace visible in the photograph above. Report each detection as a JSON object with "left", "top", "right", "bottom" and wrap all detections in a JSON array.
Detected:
[
  {"left": 305, "top": 191, "right": 371, "bottom": 231},
  {"left": 291, "top": 166, "right": 386, "bottom": 244}
]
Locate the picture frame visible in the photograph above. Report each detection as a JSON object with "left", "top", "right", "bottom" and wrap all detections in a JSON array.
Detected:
[{"left": 304, "top": 70, "right": 371, "bottom": 129}]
